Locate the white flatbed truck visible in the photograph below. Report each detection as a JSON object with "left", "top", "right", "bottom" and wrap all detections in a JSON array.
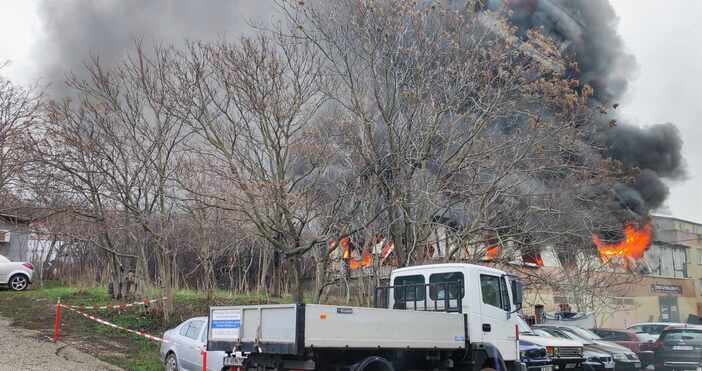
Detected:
[{"left": 208, "top": 263, "right": 526, "bottom": 371}]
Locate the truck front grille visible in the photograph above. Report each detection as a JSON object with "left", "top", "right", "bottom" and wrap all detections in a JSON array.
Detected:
[{"left": 557, "top": 347, "right": 582, "bottom": 358}]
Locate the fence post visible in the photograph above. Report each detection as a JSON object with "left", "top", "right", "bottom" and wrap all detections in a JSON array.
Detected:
[
  {"left": 201, "top": 347, "right": 207, "bottom": 371},
  {"left": 53, "top": 297, "right": 61, "bottom": 343}
]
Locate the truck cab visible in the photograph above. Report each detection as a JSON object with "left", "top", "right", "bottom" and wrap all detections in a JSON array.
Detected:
[{"left": 378, "top": 263, "right": 525, "bottom": 362}]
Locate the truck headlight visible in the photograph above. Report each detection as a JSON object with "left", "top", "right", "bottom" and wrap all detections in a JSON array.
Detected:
[{"left": 612, "top": 353, "right": 627, "bottom": 361}]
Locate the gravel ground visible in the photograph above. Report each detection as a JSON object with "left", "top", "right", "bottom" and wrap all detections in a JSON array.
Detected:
[{"left": 0, "top": 316, "right": 123, "bottom": 371}]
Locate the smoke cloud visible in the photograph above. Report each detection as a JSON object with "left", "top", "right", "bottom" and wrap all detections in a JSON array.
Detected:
[
  {"left": 33, "top": 0, "right": 273, "bottom": 93},
  {"left": 487, "top": 0, "right": 686, "bottom": 216},
  {"left": 33, "top": 0, "right": 686, "bottom": 218},
  {"left": 604, "top": 123, "right": 685, "bottom": 179}
]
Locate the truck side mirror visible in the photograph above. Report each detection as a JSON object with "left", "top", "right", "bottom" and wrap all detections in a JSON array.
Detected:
[{"left": 511, "top": 279, "right": 523, "bottom": 307}]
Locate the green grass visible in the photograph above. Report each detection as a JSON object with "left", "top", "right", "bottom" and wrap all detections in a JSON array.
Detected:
[{"left": 0, "top": 281, "right": 292, "bottom": 370}]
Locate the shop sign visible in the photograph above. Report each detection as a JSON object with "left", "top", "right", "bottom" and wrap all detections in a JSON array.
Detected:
[{"left": 651, "top": 284, "right": 683, "bottom": 295}]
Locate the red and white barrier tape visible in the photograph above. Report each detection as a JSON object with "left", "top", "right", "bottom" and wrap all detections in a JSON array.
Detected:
[
  {"left": 60, "top": 305, "right": 169, "bottom": 343},
  {"left": 60, "top": 297, "right": 167, "bottom": 311},
  {"left": 56, "top": 300, "right": 210, "bottom": 371}
]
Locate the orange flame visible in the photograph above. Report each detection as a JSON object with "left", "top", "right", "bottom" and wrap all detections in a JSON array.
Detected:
[
  {"left": 340, "top": 237, "right": 351, "bottom": 259},
  {"left": 592, "top": 223, "right": 653, "bottom": 261},
  {"left": 483, "top": 245, "right": 500, "bottom": 261},
  {"left": 348, "top": 249, "right": 372, "bottom": 270},
  {"left": 523, "top": 253, "right": 544, "bottom": 267}
]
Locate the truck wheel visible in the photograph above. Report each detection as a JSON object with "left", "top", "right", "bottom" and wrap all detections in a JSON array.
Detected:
[{"left": 351, "top": 356, "right": 394, "bottom": 371}]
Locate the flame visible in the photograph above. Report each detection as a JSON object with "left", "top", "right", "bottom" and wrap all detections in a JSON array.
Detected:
[
  {"left": 340, "top": 237, "right": 351, "bottom": 259},
  {"left": 592, "top": 223, "right": 653, "bottom": 261},
  {"left": 484, "top": 245, "right": 500, "bottom": 261},
  {"left": 523, "top": 253, "right": 544, "bottom": 267},
  {"left": 348, "top": 249, "right": 372, "bottom": 270}
]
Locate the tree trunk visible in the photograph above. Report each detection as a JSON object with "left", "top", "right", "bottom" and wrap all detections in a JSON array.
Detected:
[
  {"left": 271, "top": 250, "right": 282, "bottom": 297},
  {"left": 291, "top": 255, "right": 305, "bottom": 303}
]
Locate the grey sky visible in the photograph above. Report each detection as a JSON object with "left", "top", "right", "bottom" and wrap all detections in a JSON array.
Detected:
[{"left": 0, "top": 1, "right": 699, "bottom": 222}]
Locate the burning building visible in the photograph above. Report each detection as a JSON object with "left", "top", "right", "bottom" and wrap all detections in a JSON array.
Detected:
[{"left": 513, "top": 214, "right": 702, "bottom": 327}]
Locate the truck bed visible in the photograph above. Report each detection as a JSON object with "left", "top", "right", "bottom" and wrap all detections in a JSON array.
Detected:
[{"left": 207, "top": 304, "right": 466, "bottom": 354}]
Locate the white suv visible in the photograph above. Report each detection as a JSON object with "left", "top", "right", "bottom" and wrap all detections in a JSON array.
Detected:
[{"left": 0, "top": 254, "right": 33, "bottom": 291}]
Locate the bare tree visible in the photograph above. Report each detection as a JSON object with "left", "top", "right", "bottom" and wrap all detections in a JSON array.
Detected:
[
  {"left": 173, "top": 33, "right": 338, "bottom": 302},
  {"left": 0, "top": 66, "right": 41, "bottom": 206}
]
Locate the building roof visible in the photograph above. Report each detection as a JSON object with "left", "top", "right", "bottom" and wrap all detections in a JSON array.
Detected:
[
  {"left": 652, "top": 213, "right": 702, "bottom": 228},
  {"left": 0, "top": 213, "right": 32, "bottom": 224}
]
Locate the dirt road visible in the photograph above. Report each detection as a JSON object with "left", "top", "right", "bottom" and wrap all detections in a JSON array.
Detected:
[{"left": 0, "top": 316, "right": 122, "bottom": 371}]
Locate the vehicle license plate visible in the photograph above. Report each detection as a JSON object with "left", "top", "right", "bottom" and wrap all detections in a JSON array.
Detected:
[
  {"left": 223, "top": 356, "right": 244, "bottom": 367},
  {"left": 541, "top": 365, "right": 553, "bottom": 371},
  {"left": 634, "top": 362, "right": 641, "bottom": 369},
  {"left": 673, "top": 345, "right": 694, "bottom": 350},
  {"left": 565, "top": 363, "right": 577, "bottom": 369}
]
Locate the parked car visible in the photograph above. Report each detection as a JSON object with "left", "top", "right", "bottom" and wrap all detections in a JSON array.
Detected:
[
  {"left": 628, "top": 322, "right": 686, "bottom": 343},
  {"left": 160, "top": 317, "right": 226, "bottom": 371},
  {"left": 520, "top": 340, "right": 554, "bottom": 371},
  {"left": 530, "top": 327, "right": 611, "bottom": 371},
  {"left": 0, "top": 254, "right": 33, "bottom": 291},
  {"left": 535, "top": 325, "right": 641, "bottom": 371},
  {"left": 518, "top": 317, "right": 585, "bottom": 370},
  {"left": 653, "top": 325, "right": 702, "bottom": 371},
  {"left": 592, "top": 328, "right": 655, "bottom": 367}
]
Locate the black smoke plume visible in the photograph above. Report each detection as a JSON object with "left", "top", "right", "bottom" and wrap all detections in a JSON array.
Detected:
[
  {"left": 486, "top": 0, "right": 686, "bottom": 216},
  {"left": 33, "top": 0, "right": 685, "bottom": 218}
]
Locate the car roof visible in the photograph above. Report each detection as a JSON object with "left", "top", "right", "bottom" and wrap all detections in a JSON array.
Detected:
[
  {"left": 181, "top": 316, "right": 208, "bottom": 325},
  {"left": 662, "top": 325, "right": 702, "bottom": 331},
  {"left": 594, "top": 328, "right": 634, "bottom": 333},
  {"left": 536, "top": 324, "right": 579, "bottom": 329},
  {"left": 628, "top": 322, "right": 685, "bottom": 326}
]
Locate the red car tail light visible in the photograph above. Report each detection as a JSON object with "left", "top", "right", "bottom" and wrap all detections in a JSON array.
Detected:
[{"left": 22, "top": 262, "right": 34, "bottom": 270}]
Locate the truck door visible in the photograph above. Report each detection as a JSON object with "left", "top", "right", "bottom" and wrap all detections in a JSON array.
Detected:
[{"left": 479, "top": 273, "right": 517, "bottom": 361}]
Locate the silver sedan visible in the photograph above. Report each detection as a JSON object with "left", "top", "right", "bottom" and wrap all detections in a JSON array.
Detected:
[{"left": 160, "top": 316, "right": 226, "bottom": 371}]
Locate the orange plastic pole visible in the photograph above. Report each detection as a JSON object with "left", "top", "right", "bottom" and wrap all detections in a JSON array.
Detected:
[
  {"left": 201, "top": 347, "right": 207, "bottom": 371},
  {"left": 53, "top": 298, "right": 61, "bottom": 343}
]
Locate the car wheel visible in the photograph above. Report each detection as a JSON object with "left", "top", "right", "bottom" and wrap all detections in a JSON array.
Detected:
[
  {"left": 9, "top": 274, "right": 28, "bottom": 291},
  {"left": 165, "top": 352, "right": 179, "bottom": 371}
]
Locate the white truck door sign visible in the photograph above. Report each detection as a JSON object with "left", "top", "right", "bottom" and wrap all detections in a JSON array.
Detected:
[{"left": 210, "top": 308, "right": 241, "bottom": 341}]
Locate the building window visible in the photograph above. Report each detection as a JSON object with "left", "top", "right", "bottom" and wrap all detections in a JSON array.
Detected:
[{"left": 698, "top": 249, "right": 702, "bottom": 265}]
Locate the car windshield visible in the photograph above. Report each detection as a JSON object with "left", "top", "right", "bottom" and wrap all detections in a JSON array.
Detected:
[
  {"left": 566, "top": 327, "right": 601, "bottom": 340},
  {"left": 518, "top": 317, "right": 535, "bottom": 334},
  {"left": 661, "top": 329, "right": 702, "bottom": 344},
  {"left": 647, "top": 325, "right": 668, "bottom": 335},
  {"left": 546, "top": 328, "right": 591, "bottom": 344},
  {"left": 534, "top": 329, "right": 554, "bottom": 337}
]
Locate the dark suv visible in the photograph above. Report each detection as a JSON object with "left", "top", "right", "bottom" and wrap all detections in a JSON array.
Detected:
[
  {"left": 520, "top": 340, "right": 553, "bottom": 371},
  {"left": 654, "top": 326, "right": 702, "bottom": 371}
]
